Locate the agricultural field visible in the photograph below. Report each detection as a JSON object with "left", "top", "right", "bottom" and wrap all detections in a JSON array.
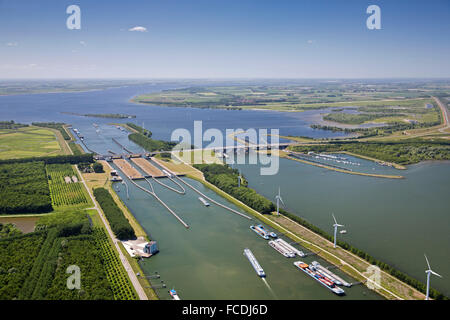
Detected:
[
  {"left": 132, "top": 81, "right": 449, "bottom": 111},
  {"left": 93, "top": 228, "right": 137, "bottom": 300},
  {"left": 322, "top": 99, "right": 440, "bottom": 126},
  {"left": 0, "top": 161, "right": 52, "bottom": 214},
  {"left": 0, "top": 206, "right": 136, "bottom": 300},
  {"left": 0, "top": 126, "right": 62, "bottom": 159},
  {"left": 46, "top": 163, "right": 89, "bottom": 207}
]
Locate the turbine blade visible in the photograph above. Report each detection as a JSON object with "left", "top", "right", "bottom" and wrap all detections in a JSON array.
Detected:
[
  {"left": 280, "top": 197, "right": 286, "bottom": 208},
  {"left": 332, "top": 213, "right": 337, "bottom": 225},
  {"left": 425, "top": 254, "right": 431, "bottom": 270},
  {"left": 431, "top": 270, "right": 443, "bottom": 278}
]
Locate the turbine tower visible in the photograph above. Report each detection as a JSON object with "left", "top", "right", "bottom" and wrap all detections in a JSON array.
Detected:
[
  {"left": 332, "top": 213, "right": 344, "bottom": 248},
  {"left": 238, "top": 170, "right": 242, "bottom": 187},
  {"left": 424, "top": 254, "right": 442, "bottom": 300},
  {"left": 275, "top": 187, "right": 285, "bottom": 216}
]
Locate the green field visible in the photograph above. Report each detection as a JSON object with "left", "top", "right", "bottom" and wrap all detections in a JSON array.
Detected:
[
  {"left": 0, "top": 126, "right": 62, "bottom": 159},
  {"left": 46, "top": 164, "right": 90, "bottom": 207},
  {"left": 132, "top": 83, "right": 446, "bottom": 112}
]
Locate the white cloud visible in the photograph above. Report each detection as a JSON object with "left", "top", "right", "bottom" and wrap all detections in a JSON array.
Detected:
[
  {"left": 128, "top": 26, "right": 147, "bottom": 32},
  {"left": 6, "top": 42, "right": 18, "bottom": 47},
  {"left": 307, "top": 40, "right": 314, "bottom": 44},
  {"left": 80, "top": 41, "right": 86, "bottom": 46}
]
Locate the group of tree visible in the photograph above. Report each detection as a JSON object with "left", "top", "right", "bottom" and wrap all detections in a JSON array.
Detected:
[
  {"left": 0, "top": 206, "right": 133, "bottom": 300},
  {"left": 128, "top": 132, "right": 177, "bottom": 152},
  {"left": 93, "top": 188, "right": 136, "bottom": 240},
  {"left": 126, "top": 122, "right": 152, "bottom": 137},
  {"left": 0, "top": 153, "right": 94, "bottom": 165},
  {"left": 0, "top": 162, "right": 52, "bottom": 214},
  {"left": 194, "top": 164, "right": 275, "bottom": 214},
  {"left": 0, "top": 120, "right": 28, "bottom": 130},
  {"left": 0, "top": 223, "right": 22, "bottom": 239},
  {"left": 93, "top": 162, "right": 104, "bottom": 173}
]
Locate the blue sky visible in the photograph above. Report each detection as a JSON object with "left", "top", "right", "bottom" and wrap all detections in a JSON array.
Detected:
[{"left": 0, "top": 0, "right": 449, "bottom": 78}]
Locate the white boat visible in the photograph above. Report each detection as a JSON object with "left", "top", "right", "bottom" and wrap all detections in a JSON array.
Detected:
[
  {"left": 244, "top": 248, "right": 265, "bottom": 277},
  {"left": 198, "top": 197, "right": 210, "bottom": 206},
  {"left": 169, "top": 289, "right": 180, "bottom": 300}
]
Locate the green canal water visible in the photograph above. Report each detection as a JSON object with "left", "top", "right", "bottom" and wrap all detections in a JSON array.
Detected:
[
  {"left": 113, "top": 170, "right": 382, "bottom": 300},
  {"left": 235, "top": 156, "right": 450, "bottom": 296}
]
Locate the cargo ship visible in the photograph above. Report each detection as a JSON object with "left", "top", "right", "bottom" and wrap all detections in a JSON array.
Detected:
[
  {"left": 274, "top": 238, "right": 306, "bottom": 257},
  {"left": 268, "top": 239, "right": 295, "bottom": 258},
  {"left": 198, "top": 197, "right": 210, "bottom": 206},
  {"left": 293, "top": 261, "right": 345, "bottom": 296},
  {"left": 257, "top": 224, "right": 277, "bottom": 238},
  {"left": 169, "top": 289, "right": 180, "bottom": 300},
  {"left": 310, "top": 261, "right": 351, "bottom": 287},
  {"left": 244, "top": 248, "right": 266, "bottom": 277},
  {"left": 250, "top": 225, "right": 269, "bottom": 240}
]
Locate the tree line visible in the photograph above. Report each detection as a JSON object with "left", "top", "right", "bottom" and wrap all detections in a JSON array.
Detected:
[
  {"left": 128, "top": 132, "right": 177, "bottom": 152},
  {"left": 0, "top": 153, "right": 94, "bottom": 165},
  {"left": 93, "top": 188, "right": 136, "bottom": 240},
  {"left": 194, "top": 164, "right": 275, "bottom": 214}
]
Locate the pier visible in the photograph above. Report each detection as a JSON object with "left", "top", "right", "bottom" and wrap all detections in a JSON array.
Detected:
[
  {"left": 112, "top": 137, "right": 134, "bottom": 154},
  {"left": 174, "top": 175, "right": 252, "bottom": 220},
  {"left": 112, "top": 159, "right": 143, "bottom": 180},
  {"left": 112, "top": 162, "right": 190, "bottom": 228}
]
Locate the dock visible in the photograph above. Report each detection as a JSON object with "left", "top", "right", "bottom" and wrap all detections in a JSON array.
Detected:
[
  {"left": 112, "top": 159, "right": 143, "bottom": 180},
  {"left": 131, "top": 157, "right": 165, "bottom": 177},
  {"left": 112, "top": 137, "right": 134, "bottom": 154}
]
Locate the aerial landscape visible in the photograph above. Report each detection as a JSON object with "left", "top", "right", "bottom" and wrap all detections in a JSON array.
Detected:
[{"left": 0, "top": 0, "right": 449, "bottom": 311}]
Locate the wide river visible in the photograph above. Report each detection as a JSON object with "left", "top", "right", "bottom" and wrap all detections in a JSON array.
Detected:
[{"left": 0, "top": 82, "right": 448, "bottom": 298}]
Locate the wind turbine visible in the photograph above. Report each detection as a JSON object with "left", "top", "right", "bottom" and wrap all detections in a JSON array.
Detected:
[
  {"left": 424, "top": 254, "right": 442, "bottom": 300},
  {"left": 275, "top": 187, "right": 285, "bottom": 216},
  {"left": 238, "top": 170, "right": 242, "bottom": 187},
  {"left": 332, "top": 213, "right": 344, "bottom": 248}
]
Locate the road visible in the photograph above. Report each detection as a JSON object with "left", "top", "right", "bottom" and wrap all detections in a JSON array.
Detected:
[
  {"left": 433, "top": 96, "right": 450, "bottom": 133},
  {"left": 75, "top": 166, "right": 148, "bottom": 300}
]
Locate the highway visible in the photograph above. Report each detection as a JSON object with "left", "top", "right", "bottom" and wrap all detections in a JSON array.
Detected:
[{"left": 433, "top": 96, "right": 450, "bottom": 133}]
